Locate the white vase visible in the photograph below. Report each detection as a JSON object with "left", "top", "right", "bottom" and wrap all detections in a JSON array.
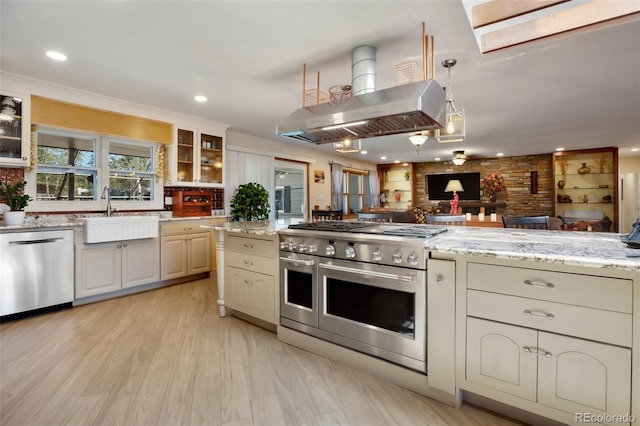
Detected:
[{"left": 4, "top": 210, "right": 26, "bottom": 226}]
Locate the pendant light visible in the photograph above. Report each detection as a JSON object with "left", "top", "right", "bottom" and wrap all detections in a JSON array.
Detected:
[
  {"left": 333, "top": 138, "right": 362, "bottom": 153},
  {"left": 436, "top": 59, "right": 465, "bottom": 143}
]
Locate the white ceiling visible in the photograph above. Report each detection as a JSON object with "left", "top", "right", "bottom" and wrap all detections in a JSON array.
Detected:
[{"left": 1, "top": 0, "right": 639, "bottom": 164}]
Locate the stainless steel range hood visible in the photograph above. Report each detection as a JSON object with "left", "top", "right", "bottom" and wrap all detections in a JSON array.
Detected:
[{"left": 276, "top": 78, "right": 446, "bottom": 144}]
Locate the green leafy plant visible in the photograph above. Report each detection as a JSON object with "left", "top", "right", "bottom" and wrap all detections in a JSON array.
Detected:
[
  {"left": 230, "top": 182, "right": 270, "bottom": 221},
  {"left": 0, "top": 181, "right": 30, "bottom": 211}
]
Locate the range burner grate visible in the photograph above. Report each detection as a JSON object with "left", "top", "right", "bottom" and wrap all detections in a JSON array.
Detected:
[{"left": 287, "top": 221, "right": 379, "bottom": 232}]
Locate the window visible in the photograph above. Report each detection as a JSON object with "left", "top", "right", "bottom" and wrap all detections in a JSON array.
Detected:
[
  {"left": 35, "top": 130, "right": 98, "bottom": 201},
  {"left": 108, "top": 141, "right": 154, "bottom": 201},
  {"left": 342, "top": 169, "right": 372, "bottom": 215},
  {"left": 30, "top": 127, "right": 161, "bottom": 211}
]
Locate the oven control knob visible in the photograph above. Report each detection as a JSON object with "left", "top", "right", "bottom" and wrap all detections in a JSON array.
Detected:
[
  {"left": 280, "top": 241, "right": 287, "bottom": 250},
  {"left": 325, "top": 245, "right": 336, "bottom": 256},
  {"left": 288, "top": 242, "right": 297, "bottom": 251},
  {"left": 345, "top": 246, "right": 356, "bottom": 259},
  {"left": 298, "top": 243, "right": 307, "bottom": 252},
  {"left": 392, "top": 251, "right": 403, "bottom": 264},
  {"left": 372, "top": 249, "right": 383, "bottom": 262},
  {"left": 307, "top": 244, "right": 317, "bottom": 253},
  {"left": 407, "top": 253, "right": 419, "bottom": 266}
]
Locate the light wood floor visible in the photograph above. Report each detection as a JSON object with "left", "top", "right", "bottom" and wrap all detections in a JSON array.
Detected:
[{"left": 1, "top": 278, "right": 527, "bottom": 426}]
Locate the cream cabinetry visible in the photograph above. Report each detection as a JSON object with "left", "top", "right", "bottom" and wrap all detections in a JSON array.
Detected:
[
  {"left": 166, "top": 126, "right": 225, "bottom": 187},
  {"left": 462, "top": 261, "right": 633, "bottom": 425},
  {"left": 224, "top": 233, "right": 278, "bottom": 324},
  {"left": 160, "top": 220, "right": 211, "bottom": 280},
  {"left": 0, "top": 92, "right": 29, "bottom": 167},
  {"left": 75, "top": 237, "right": 160, "bottom": 299}
]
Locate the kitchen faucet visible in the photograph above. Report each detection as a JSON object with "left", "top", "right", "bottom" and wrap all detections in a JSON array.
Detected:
[{"left": 101, "top": 186, "right": 112, "bottom": 217}]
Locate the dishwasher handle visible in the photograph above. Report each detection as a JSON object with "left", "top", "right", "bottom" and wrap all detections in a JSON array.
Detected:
[{"left": 9, "top": 237, "right": 65, "bottom": 246}]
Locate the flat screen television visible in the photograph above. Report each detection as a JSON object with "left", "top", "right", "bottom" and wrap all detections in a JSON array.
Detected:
[{"left": 426, "top": 172, "right": 481, "bottom": 201}]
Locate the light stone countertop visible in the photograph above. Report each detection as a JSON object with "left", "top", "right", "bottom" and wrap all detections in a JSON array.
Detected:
[
  {"left": 424, "top": 226, "right": 640, "bottom": 272},
  {"left": 0, "top": 212, "right": 229, "bottom": 232},
  {"left": 201, "top": 220, "right": 285, "bottom": 236}
]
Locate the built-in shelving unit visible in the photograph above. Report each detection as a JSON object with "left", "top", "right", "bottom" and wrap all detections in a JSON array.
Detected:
[
  {"left": 552, "top": 147, "right": 618, "bottom": 232},
  {"left": 378, "top": 163, "right": 415, "bottom": 209}
]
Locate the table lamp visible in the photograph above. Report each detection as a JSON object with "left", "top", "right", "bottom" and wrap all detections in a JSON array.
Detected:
[{"left": 444, "top": 179, "right": 464, "bottom": 215}]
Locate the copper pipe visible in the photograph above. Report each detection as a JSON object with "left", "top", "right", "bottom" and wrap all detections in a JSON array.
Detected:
[
  {"left": 431, "top": 35, "right": 435, "bottom": 79},
  {"left": 302, "top": 63, "right": 306, "bottom": 107},
  {"left": 422, "top": 22, "right": 427, "bottom": 80}
]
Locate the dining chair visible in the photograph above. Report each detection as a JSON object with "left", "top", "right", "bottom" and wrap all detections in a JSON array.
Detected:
[
  {"left": 502, "top": 215, "right": 551, "bottom": 230},
  {"left": 357, "top": 211, "right": 393, "bottom": 222},
  {"left": 312, "top": 210, "right": 343, "bottom": 221},
  {"left": 425, "top": 214, "right": 466, "bottom": 226}
]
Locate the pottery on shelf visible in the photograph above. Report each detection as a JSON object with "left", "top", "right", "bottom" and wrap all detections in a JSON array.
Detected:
[
  {"left": 557, "top": 180, "right": 565, "bottom": 189},
  {"left": 489, "top": 192, "right": 497, "bottom": 202},
  {"left": 577, "top": 163, "right": 591, "bottom": 174}
]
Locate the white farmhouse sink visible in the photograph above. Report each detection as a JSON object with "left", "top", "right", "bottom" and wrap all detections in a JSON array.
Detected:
[{"left": 80, "top": 216, "right": 159, "bottom": 243}]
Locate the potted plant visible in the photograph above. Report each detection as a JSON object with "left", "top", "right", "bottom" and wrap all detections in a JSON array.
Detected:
[
  {"left": 0, "top": 180, "right": 30, "bottom": 225},
  {"left": 481, "top": 173, "right": 505, "bottom": 202},
  {"left": 230, "top": 182, "right": 270, "bottom": 221}
]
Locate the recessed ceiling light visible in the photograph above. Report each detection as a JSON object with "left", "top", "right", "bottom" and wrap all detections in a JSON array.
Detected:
[
  {"left": 194, "top": 95, "right": 207, "bottom": 102},
  {"left": 394, "top": 160, "right": 400, "bottom": 163},
  {"left": 380, "top": 156, "right": 387, "bottom": 160},
  {"left": 360, "top": 150, "right": 367, "bottom": 154},
  {"left": 556, "top": 147, "right": 565, "bottom": 151},
  {"left": 497, "top": 152, "right": 504, "bottom": 157},
  {"left": 434, "top": 157, "right": 441, "bottom": 161},
  {"left": 631, "top": 148, "right": 639, "bottom": 152},
  {"left": 46, "top": 51, "right": 67, "bottom": 61}
]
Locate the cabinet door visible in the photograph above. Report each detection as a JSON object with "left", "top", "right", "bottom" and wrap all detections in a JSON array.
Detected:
[
  {"left": 427, "top": 258, "right": 456, "bottom": 394},
  {"left": 122, "top": 238, "right": 160, "bottom": 288},
  {"left": 466, "top": 318, "right": 538, "bottom": 401},
  {"left": 227, "top": 267, "right": 275, "bottom": 324},
  {"left": 538, "top": 332, "right": 631, "bottom": 420},
  {"left": 75, "top": 242, "right": 121, "bottom": 298},
  {"left": 188, "top": 232, "right": 211, "bottom": 274},
  {"left": 160, "top": 235, "right": 188, "bottom": 280},
  {"left": 0, "top": 93, "right": 29, "bottom": 167}
]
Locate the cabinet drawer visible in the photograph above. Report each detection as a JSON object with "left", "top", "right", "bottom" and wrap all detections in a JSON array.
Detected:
[
  {"left": 161, "top": 220, "right": 209, "bottom": 236},
  {"left": 226, "top": 235, "right": 275, "bottom": 258},
  {"left": 226, "top": 252, "right": 275, "bottom": 275},
  {"left": 467, "top": 290, "right": 632, "bottom": 347},
  {"left": 467, "top": 263, "right": 632, "bottom": 313}
]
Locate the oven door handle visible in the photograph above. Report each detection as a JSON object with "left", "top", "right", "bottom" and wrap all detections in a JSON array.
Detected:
[
  {"left": 319, "top": 263, "right": 415, "bottom": 282},
  {"left": 279, "top": 256, "right": 315, "bottom": 266}
]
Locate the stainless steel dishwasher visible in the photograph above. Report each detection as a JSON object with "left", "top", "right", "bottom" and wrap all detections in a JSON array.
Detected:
[{"left": 1, "top": 229, "right": 75, "bottom": 317}]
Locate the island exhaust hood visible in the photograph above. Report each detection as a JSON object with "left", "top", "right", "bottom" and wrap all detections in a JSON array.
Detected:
[{"left": 276, "top": 45, "right": 446, "bottom": 144}]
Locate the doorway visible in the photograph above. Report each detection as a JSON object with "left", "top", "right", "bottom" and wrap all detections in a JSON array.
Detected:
[{"left": 273, "top": 161, "right": 307, "bottom": 224}]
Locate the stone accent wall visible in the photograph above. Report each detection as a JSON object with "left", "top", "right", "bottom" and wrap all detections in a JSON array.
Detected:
[{"left": 414, "top": 154, "right": 553, "bottom": 216}]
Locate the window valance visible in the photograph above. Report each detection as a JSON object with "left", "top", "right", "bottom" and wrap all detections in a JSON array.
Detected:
[{"left": 31, "top": 95, "right": 172, "bottom": 144}]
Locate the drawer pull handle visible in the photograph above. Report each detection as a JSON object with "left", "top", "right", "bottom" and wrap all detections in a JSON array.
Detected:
[
  {"left": 244, "top": 260, "right": 253, "bottom": 266},
  {"left": 436, "top": 275, "right": 444, "bottom": 285},
  {"left": 523, "top": 346, "right": 552, "bottom": 358},
  {"left": 524, "top": 309, "right": 554, "bottom": 320},
  {"left": 244, "top": 279, "right": 254, "bottom": 286},
  {"left": 244, "top": 243, "right": 254, "bottom": 249},
  {"left": 523, "top": 279, "right": 554, "bottom": 289}
]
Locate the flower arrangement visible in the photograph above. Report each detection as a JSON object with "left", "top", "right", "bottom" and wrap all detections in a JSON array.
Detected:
[{"left": 481, "top": 173, "right": 505, "bottom": 194}]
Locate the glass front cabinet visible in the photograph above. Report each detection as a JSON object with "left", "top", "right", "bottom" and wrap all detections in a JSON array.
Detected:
[
  {"left": 0, "top": 93, "right": 30, "bottom": 167},
  {"left": 167, "top": 126, "right": 224, "bottom": 187},
  {"left": 552, "top": 147, "right": 618, "bottom": 232}
]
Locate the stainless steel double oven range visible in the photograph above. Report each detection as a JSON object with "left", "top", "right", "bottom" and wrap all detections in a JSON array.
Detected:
[{"left": 279, "top": 221, "right": 447, "bottom": 373}]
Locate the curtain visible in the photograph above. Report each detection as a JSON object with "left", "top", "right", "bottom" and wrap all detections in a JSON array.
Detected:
[
  {"left": 225, "top": 150, "right": 275, "bottom": 217},
  {"left": 369, "top": 170, "right": 380, "bottom": 208},
  {"left": 331, "top": 162, "right": 343, "bottom": 211}
]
